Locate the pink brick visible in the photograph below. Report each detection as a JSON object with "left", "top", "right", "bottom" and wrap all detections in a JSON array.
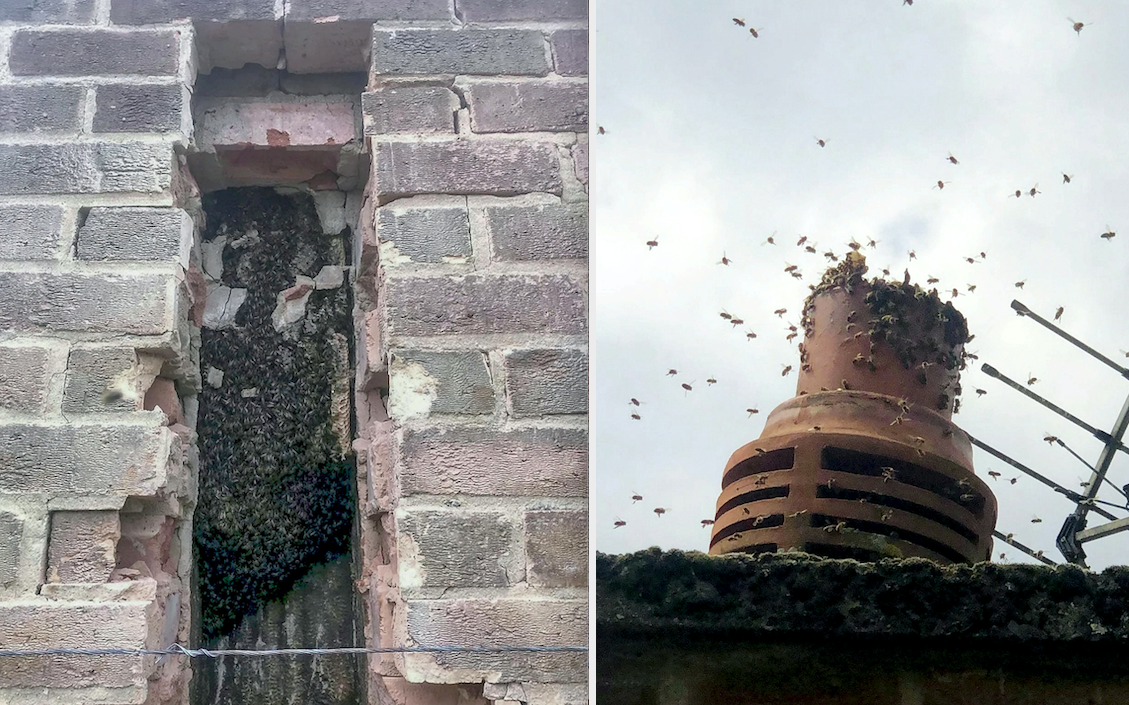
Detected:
[
  {"left": 525, "top": 509, "right": 587, "bottom": 587},
  {"left": 399, "top": 426, "right": 587, "bottom": 496},
  {"left": 0, "top": 602, "right": 150, "bottom": 649},
  {"left": 47, "top": 510, "right": 120, "bottom": 583},
  {"left": 572, "top": 141, "right": 588, "bottom": 188},
  {"left": 196, "top": 99, "right": 357, "bottom": 148}
]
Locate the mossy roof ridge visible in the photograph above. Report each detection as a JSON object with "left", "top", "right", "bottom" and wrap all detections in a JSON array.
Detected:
[{"left": 597, "top": 548, "right": 1129, "bottom": 642}]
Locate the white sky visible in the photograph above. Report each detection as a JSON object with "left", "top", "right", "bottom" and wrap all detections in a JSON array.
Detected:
[{"left": 591, "top": 0, "right": 1129, "bottom": 569}]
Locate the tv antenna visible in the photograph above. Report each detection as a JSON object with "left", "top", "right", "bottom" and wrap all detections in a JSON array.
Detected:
[{"left": 967, "top": 300, "right": 1129, "bottom": 567}]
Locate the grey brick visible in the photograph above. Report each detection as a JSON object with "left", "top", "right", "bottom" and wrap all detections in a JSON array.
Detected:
[
  {"left": 94, "top": 84, "right": 185, "bottom": 133},
  {"left": 287, "top": 0, "right": 449, "bottom": 20},
  {"left": 110, "top": 0, "right": 275, "bottom": 23},
  {"left": 0, "top": 424, "right": 169, "bottom": 496},
  {"left": 505, "top": 348, "right": 587, "bottom": 416},
  {"left": 391, "top": 350, "right": 493, "bottom": 414},
  {"left": 0, "top": 272, "right": 171, "bottom": 334},
  {"left": 0, "top": 86, "right": 84, "bottom": 133},
  {"left": 525, "top": 509, "right": 587, "bottom": 587},
  {"left": 398, "top": 510, "right": 517, "bottom": 588},
  {"left": 76, "top": 207, "right": 191, "bottom": 263},
  {"left": 467, "top": 80, "right": 587, "bottom": 133},
  {"left": 456, "top": 0, "right": 586, "bottom": 21},
  {"left": 63, "top": 347, "right": 138, "bottom": 414},
  {"left": 47, "top": 511, "right": 119, "bottom": 583},
  {"left": 0, "top": 346, "right": 55, "bottom": 414},
  {"left": 377, "top": 207, "right": 471, "bottom": 263},
  {"left": 372, "top": 29, "right": 550, "bottom": 76},
  {"left": 0, "top": 511, "right": 19, "bottom": 587},
  {"left": 375, "top": 141, "right": 561, "bottom": 201},
  {"left": 0, "top": 0, "right": 95, "bottom": 22},
  {"left": 0, "top": 602, "right": 150, "bottom": 649},
  {"left": 399, "top": 426, "right": 587, "bottom": 496},
  {"left": 279, "top": 71, "right": 368, "bottom": 96},
  {"left": 385, "top": 274, "right": 585, "bottom": 336},
  {"left": 572, "top": 140, "right": 587, "bottom": 188},
  {"left": 0, "top": 206, "right": 64, "bottom": 261},
  {"left": 405, "top": 599, "right": 587, "bottom": 682},
  {"left": 551, "top": 29, "right": 587, "bottom": 76},
  {"left": 10, "top": 30, "right": 181, "bottom": 77},
  {"left": 487, "top": 203, "right": 587, "bottom": 260},
  {"left": 362, "top": 87, "right": 457, "bottom": 135},
  {"left": 0, "top": 143, "right": 173, "bottom": 196},
  {"left": 196, "top": 66, "right": 280, "bottom": 97}
]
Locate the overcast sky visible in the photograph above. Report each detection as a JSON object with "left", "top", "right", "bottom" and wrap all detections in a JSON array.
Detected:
[{"left": 591, "top": 0, "right": 1129, "bottom": 570}]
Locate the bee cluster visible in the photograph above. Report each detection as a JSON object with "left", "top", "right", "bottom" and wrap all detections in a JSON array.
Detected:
[
  {"left": 194, "top": 188, "right": 355, "bottom": 641},
  {"left": 799, "top": 252, "right": 972, "bottom": 412}
]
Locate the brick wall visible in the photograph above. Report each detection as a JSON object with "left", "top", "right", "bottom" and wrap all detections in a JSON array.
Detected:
[
  {"left": 357, "top": 4, "right": 589, "bottom": 704},
  {"left": 0, "top": 6, "right": 199, "bottom": 705},
  {"left": 0, "top": 1, "right": 588, "bottom": 703}
]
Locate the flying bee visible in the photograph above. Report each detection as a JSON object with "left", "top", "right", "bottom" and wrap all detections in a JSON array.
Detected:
[
  {"left": 784, "top": 263, "right": 798, "bottom": 273},
  {"left": 804, "top": 245, "right": 817, "bottom": 254},
  {"left": 1015, "top": 280, "right": 1026, "bottom": 289},
  {"left": 613, "top": 518, "right": 626, "bottom": 528},
  {"left": 630, "top": 412, "right": 641, "bottom": 420},
  {"left": 825, "top": 250, "right": 839, "bottom": 261},
  {"left": 1031, "top": 516, "right": 1043, "bottom": 523},
  {"left": 597, "top": 126, "right": 606, "bottom": 135},
  {"left": 654, "top": 507, "right": 669, "bottom": 517},
  {"left": 719, "top": 310, "right": 732, "bottom": 320},
  {"left": 881, "top": 266, "right": 891, "bottom": 276},
  {"left": 774, "top": 308, "right": 787, "bottom": 317},
  {"left": 1029, "top": 183, "right": 1040, "bottom": 197},
  {"left": 925, "top": 275, "right": 939, "bottom": 284},
  {"left": 967, "top": 284, "right": 977, "bottom": 293},
  {"left": 733, "top": 17, "right": 745, "bottom": 26},
  {"left": 964, "top": 256, "right": 978, "bottom": 264},
  {"left": 763, "top": 231, "right": 777, "bottom": 245},
  {"left": 1044, "top": 433, "right": 1058, "bottom": 444},
  {"left": 1055, "top": 306, "right": 1064, "bottom": 321},
  {"left": 951, "top": 288, "right": 959, "bottom": 298},
  {"left": 908, "top": 250, "right": 917, "bottom": 260},
  {"left": 1010, "top": 477, "right": 1018, "bottom": 485},
  {"left": 867, "top": 238, "right": 879, "bottom": 248},
  {"left": 747, "top": 407, "right": 760, "bottom": 417},
  {"left": 746, "top": 330, "right": 758, "bottom": 340},
  {"left": 1102, "top": 226, "right": 1116, "bottom": 240},
  {"left": 947, "top": 152, "right": 959, "bottom": 164},
  {"left": 796, "top": 235, "right": 808, "bottom": 246},
  {"left": 934, "top": 180, "right": 950, "bottom": 190},
  {"left": 975, "top": 388, "right": 987, "bottom": 397},
  {"left": 667, "top": 369, "right": 678, "bottom": 376},
  {"left": 632, "top": 492, "right": 643, "bottom": 502},
  {"left": 988, "top": 470, "right": 1001, "bottom": 479},
  {"left": 701, "top": 519, "right": 715, "bottom": 527},
  {"left": 814, "top": 137, "right": 827, "bottom": 148},
  {"left": 629, "top": 398, "right": 642, "bottom": 406},
  {"left": 646, "top": 237, "right": 659, "bottom": 249},
  {"left": 730, "top": 317, "right": 744, "bottom": 327},
  {"left": 718, "top": 252, "right": 732, "bottom": 265},
  {"left": 979, "top": 251, "right": 987, "bottom": 259},
  {"left": 781, "top": 365, "right": 793, "bottom": 376},
  {"left": 681, "top": 382, "right": 694, "bottom": 393},
  {"left": 749, "top": 27, "right": 762, "bottom": 38},
  {"left": 1063, "top": 173, "right": 1073, "bottom": 184},
  {"left": 1010, "top": 189, "right": 1022, "bottom": 199},
  {"left": 706, "top": 377, "right": 717, "bottom": 385},
  {"left": 1068, "top": 17, "right": 1087, "bottom": 35},
  {"left": 903, "top": 0, "right": 912, "bottom": 5},
  {"left": 786, "top": 332, "right": 798, "bottom": 341}
]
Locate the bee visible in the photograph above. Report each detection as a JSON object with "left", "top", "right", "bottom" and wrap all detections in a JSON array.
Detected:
[
  {"left": 747, "top": 407, "right": 760, "bottom": 416},
  {"left": 782, "top": 365, "right": 793, "bottom": 376},
  {"left": 841, "top": 379, "right": 851, "bottom": 390},
  {"left": 701, "top": 519, "right": 715, "bottom": 527},
  {"left": 814, "top": 137, "right": 827, "bottom": 148},
  {"left": 629, "top": 398, "right": 642, "bottom": 406},
  {"left": 1029, "top": 184, "right": 1040, "bottom": 197},
  {"left": 847, "top": 238, "right": 862, "bottom": 251},
  {"left": 681, "top": 382, "right": 694, "bottom": 392},
  {"left": 934, "top": 180, "right": 950, "bottom": 190},
  {"left": 763, "top": 231, "right": 777, "bottom": 245},
  {"left": 947, "top": 152, "right": 959, "bottom": 164},
  {"left": 927, "top": 275, "right": 940, "bottom": 284},
  {"left": 667, "top": 369, "right": 678, "bottom": 376},
  {"left": 753, "top": 447, "right": 768, "bottom": 456},
  {"left": 820, "top": 250, "right": 837, "bottom": 261},
  {"left": 1068, "top": 17, "right": 1087, "bottom": 35},
  {"left": 999, "top": 553, "right": 1007, "bottom": 561},
  {"left": 654, "top": 507, "right": 669, "bottom": 517},
  {"left": 903, "top": 0, "right": 912, "bottom": 5},
  {"left": 967, "top": 284, "right": 977, "bottom": 293},
  {"left": 881, "top": 266, "right": 891, "bottom": 276},
  {"left": 951, "top": 288, "right": 960, "bottom": 298},
  {"left": 1015, "top": 280, "right": 1026, "bottom": 289},
  {"left": 810, "top": 425, "right": 822, "bottom": 432},
  {"left": 1031, "top": 516, "right": 1043, "bottom": 523},
  {"left": 1010, "top": 477, "right": 1018, "bottom": 485},
  {"left": 1063, "top": 173, "right": 1073, "bottom": 184},
  {"left": 911, "top": 436, "right": 926, "bottom": 445},
  {"left": 1055, "top": 306, "right": 1064, "bottom": 321},
  {"left": 613, "top": 518, "right": 626, "bottom": 528},
  {"left": 975, "top": 388, "right": 987, "bottom": 397},
  {"left": 786, "top": 332, "right": 798, "bottom": 341},
  {"left": 706, "top": 377, "right": 717, "bottom": 385},
  {"left": 1010, "top": 189, "right": 1022, "bottom": 199},
  {"left": 786, "top": 510, "right": 808, "bottom": 518},
  {"left": 784, "top": 263, "right": 798, "bottom": 273},
  {"left": 881, "top": 510, "right": 895, "bottom": 522},
  {"left": 730, "top": 317, "right": 745, "bottom": 327},
  {"left": 720, "top": 311, "right": 732, "bottom": 320},
  {"left": 804, "top": 245, "right": 817, "bottom": 254},
  {"left": 727, "top": 533, "right": 742, "bottom": 542},
  {"left": 646, "top": 237, "right": 659, "bottom": 249},
  {"left": 908, "top": 250, "right": 917, "bottom": 260},
  {"left": 1034, "top": 550, "right": 1045, "bottom": 559},
  {"left": 631, "top": 412, "right": 641, "bottom": 420},
  {"left": 742, "top": 507, "right": 751, "bottom": 515},
  {"left": 964, "top": 256, "right": 978, "bottom": 264},
  {"left": 1027, "top": 375, "right": 1038, "bottom": 386},
  {"left": 774, "top": 308, "right": 787, "bottom": 317},
  {"left": 1102, "top": 226, "right": 1116, "bottom": 240},
  {"left": 632, "top": 493, "right": 643, "bottom": 502},
  {"left": 746, "top": 330, "right": 758, "bottom": 341},
  {"left": 718, "top": 252, "right": 732, "bottom": 265},
  {"left": 823, "top": 521, "right": 847, "bottom": 533},
  {"left": 733, "top": 17, "right": 745, "bottom": 26},
  {"left": 867, "top": 238, "right": 879, "bottom": 248},
  {"left": 749, "top": 27, "right": 762, "bottom": 38},
  {"left": 988, "top": 470, "right": 1001, "bottom": 479},
  {"left": 597, "top": 126, "right": 607, "bottom": 135},
  {"left": 1044, "top": 433, "right": 1058, "bottom": 444}
]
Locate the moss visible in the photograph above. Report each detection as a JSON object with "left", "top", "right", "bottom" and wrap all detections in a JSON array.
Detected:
[
  {"left": 195, "top": 188, "right": 354, "bottom": 641},
  {"left": 598, "top": 549, "right": 1129, "bottom": 642}
]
